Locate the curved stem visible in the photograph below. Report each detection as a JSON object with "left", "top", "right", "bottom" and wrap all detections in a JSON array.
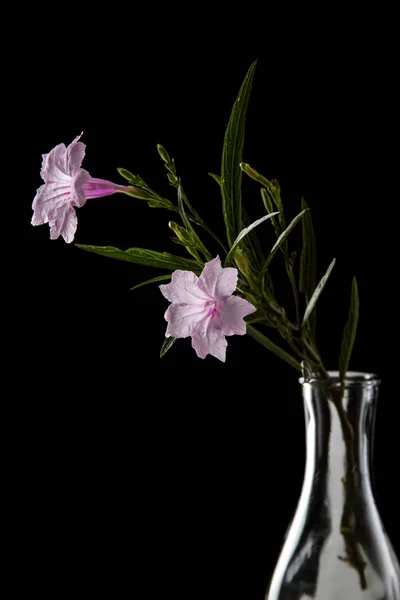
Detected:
[
  {"left": 301, "top": 339, "right": 329, "bottom": 378},
  {"left": 180, "top": 188, "right": 229, "bottom": 254},
  {"left": 330, "top": 389, "right": 367, "bottom": 590},
  {"left": 193, "top": 219, "right": 229, "bottom": 254}
]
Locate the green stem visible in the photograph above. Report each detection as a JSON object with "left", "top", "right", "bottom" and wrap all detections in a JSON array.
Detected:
[
  {"left": 194, "top": 220, "right": 229, "bottom": 254},
  {"left": 301, "top": 339, "right": 329, "bottom": 378},
  {"left": 180, "top": 188, "right": 229, "bottom": 254},
  {"left": 246, "top": 325, "right": 302, "bottom": 372},
  {"left": 286, "top": 264, "right": 301, "bottom": 328}
]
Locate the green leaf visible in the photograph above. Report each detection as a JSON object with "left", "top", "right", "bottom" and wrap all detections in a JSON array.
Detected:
[
  {"left": 75, "top": 245, "right": 201, "bottom": 272},
  {"left": 241, "top": 208, "right": 266, "bottom": 271},
  {"left": 264, "top": 209, "right": 308, "bottom": 269},
  {"left": 160, "top": 337, "right": 176, "bottom": 358},
  {"left": 246, "top": 325, "right": 302, "bottom": 372},
  {"left": 208, "top": 172, "right": 221, "bottom": 186},
  {"left": 302, "top": 258, "right": 336, "bottom": 327},
  {"left": 221, "top": 60, "right": 257, "bottom": 246},
  {"left": 130, "top": 274, "right": 172, "bottom": 291},
  {"left": 299, "top": 197, "right": 317, "bottom": 340},
  {"left": 261, "top": 188, "right": 280, "bottom": 237},
  {"left": 339, "top": 277, "right": 359, "bottom": 381},
  {"left": 225, "top": 212, "right": 279, "bottom": 265},
  {"left": 299, "top": 198, "right": 316, "bottom": 299}
]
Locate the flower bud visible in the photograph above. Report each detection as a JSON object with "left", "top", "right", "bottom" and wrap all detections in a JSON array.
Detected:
[
  {"left": 157, "top": 144, "right": 171, "bottom": 163},
  {"left": 240, "top": 162, "right": 259, "bottom": 179},
  {"left": 233, "top": 247, "right": 251, "bottom": 279},
  {"left": 168, "top": 222, "right": 192, "bottom": 245}
]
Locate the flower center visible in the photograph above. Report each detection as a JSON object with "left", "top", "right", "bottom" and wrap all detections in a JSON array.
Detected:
[{"left": 205, "top": 299, "right": 218, "bottom": 318}]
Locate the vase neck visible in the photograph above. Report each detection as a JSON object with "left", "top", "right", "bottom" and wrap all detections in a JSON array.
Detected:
[{"left": 301, "top": 375, "right": 379, "bottom": 518}]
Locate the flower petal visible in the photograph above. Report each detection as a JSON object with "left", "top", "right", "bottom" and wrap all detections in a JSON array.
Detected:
[
  {"left": 31, "top": 185, "right": 50, "bottom": 225},
  {"left": 160, "top": 270, "right": 210, "bottom": 304},
  {"left": 164, "top": 303, "right": 209, "bottom": 338},
  {"left": 197, "top": 256, "right": 222, "bottom": 297},
  {"left": 215, "top": 266, "right": 238, "bottom": 299},
  {"left": 191, "top": 315, "right": 227, "bottom": 362},
  {"left": 49, "top": 206, "right": 78, "bottom": 243},
  {"left": 65, "top": 136, "right": 86, "bottom": 176},
  {"left": 217, "top": 296, "right": 257, "bottom": 336},
  {"left": 198, "top": 256, "right": 238, "bottom": 299},
  {"left": 31, "top": 182, "right": 71, "bottom": 225},
  {"left": 40, "top": 144, "right": 69, "bottom": 182},
  {"left": 40, "top": 144, "right": 71, "bottom": 182}
]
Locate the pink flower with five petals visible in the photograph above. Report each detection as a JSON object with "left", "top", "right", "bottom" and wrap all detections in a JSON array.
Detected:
[
  {"left": 159, "top": 256, "right": 256, "bottom": 362},
  {"left": 32, "top": 135, "right": 134, "bottom": 243}
]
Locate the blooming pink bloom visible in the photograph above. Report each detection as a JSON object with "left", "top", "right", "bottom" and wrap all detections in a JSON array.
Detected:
[
  {"left": 160, "top": 256, "right": 256, "bottom": 362},
  {"left": 32, "top": 135, "right": 134, "bottom": 243}
]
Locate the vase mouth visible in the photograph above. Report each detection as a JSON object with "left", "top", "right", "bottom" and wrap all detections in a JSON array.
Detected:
[{"left": 299, "top": 371, "right": 381, "bottom": 388}]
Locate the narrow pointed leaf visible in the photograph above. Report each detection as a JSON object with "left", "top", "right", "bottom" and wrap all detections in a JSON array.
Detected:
[
  {"left": 130, "top": 274, "right": 172, "bottom": 291},
  {"left": 75, "top": 245, "right": 201, "bottom": 272},
  {"left": 247, "top": 325, "right": 302, "bottom": 371},
  {"left": 302, "top": 258, "right": 336, "bottom": 327},
  {"left": 264, "top": 209, "right": 308, "bottom": 269},
  {"left": 160, "top": 337, "right": 176, "bottom": 358},
  {"left": 241, "top": 207, "right": 266, "bottom": 270},
  {"left": 221, "top": 60, "right": 257, "bottom": 246},
  {"left": 261, "top": 188, "right": 280, "bottom": 237},
  {"left": 225, "top": 212, "right": 279, "bottom": 265},
  {"left": 339, "top": 277, "right": 359, "bottom": 381},
  {"left": 299, "top": 197, "right": 317, "bottom": 341},
  {"left": 208, "top": 172, "right": 221, "bottom": 186}
]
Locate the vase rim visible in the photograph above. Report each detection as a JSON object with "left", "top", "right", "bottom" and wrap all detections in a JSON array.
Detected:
[{"left": 299, "top": 370, "right": 381, "bottom": 387}]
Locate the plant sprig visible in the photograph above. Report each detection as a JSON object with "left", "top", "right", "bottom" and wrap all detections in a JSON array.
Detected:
[{"left": 78, "top": 61, "right": 359, "bottom": 378}]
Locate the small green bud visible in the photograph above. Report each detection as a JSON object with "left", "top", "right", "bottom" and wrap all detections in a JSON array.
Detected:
[
  {"left": 157, "top": 144, "right": 171, "bottom": 163},
  {"left": 240, "top": 162, "right": 271, "bottom": 184},
  {"left": 167, "top": 173, "right": 177, "bottom": 184},
  {"left": 117, "top": 167, "right": 140, "bottom": 184},
  {"left": 168, "top": 222, "right": 192, "bottom": 245},
  {"left": 234, "top": 247, "right": 251, "bottom": 278}
]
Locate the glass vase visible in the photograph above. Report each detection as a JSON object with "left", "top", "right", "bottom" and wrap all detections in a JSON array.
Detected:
[{"left": 266, "top": 372, "right": 400, "bottom": 600}]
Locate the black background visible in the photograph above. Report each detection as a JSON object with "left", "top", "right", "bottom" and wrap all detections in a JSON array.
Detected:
[{"left": 21, "top": 16, "right": 399, "bottom": 598}]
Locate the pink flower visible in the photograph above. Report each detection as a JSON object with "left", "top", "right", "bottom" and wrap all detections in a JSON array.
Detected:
[
  {"left": 160, "top": 256, "right": 256, "bottom": 362},
  {"left": 32, "top": 135, "right": 134, "bottom": 243}
]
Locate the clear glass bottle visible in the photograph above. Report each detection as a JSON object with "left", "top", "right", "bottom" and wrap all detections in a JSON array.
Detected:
[{"left": 266, "top": 372, "right": 400, "bottom": 600}]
